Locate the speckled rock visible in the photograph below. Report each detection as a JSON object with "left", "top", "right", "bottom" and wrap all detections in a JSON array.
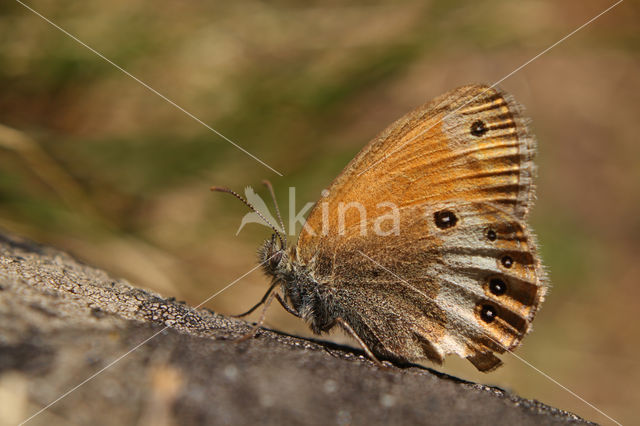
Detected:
[{"left": 0, "top": 231, "right": 593, "bottom": 425}]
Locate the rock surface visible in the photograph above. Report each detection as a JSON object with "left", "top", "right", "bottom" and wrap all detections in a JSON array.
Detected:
[{"left": 0, "top": 231, "right": 593, "bottom": 425}]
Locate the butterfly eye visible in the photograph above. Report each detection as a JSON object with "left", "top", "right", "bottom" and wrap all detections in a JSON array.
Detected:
[
  {"left": 434, "top": 210, "right": 458, "bottom": 229},
  {"left": 486, "top": 229, "right": 497, "bottom": 241},
  {"left": 489, "top": 278, "right": 507, "bottom": 296},
  {"left": 470, "top": 120, "right": 488, "bottom": 137},
  {"left": 270, "top": 251, "right": 283, "bottom": 269},
  {"left": 501, "top": 255, "right": 514, "bottom": 268},
  {"left": 479, "top": 304, "right": 498, "bottom": 323}
]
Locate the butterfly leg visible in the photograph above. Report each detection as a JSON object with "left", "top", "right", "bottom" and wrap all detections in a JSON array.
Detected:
[
  {"left": 275, "top": 293, "right": 301, "bottom": 317},
  {"left": 336, "top": 317, "right": 386, "bottom": 368},
  {"left": 232, "top": 281, "right": 279, "bottom": 318},
  {"left": 235, "top": 289, "right": 277, "bottom": 343}
]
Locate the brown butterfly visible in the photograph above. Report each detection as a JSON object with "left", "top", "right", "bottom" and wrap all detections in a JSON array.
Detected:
[{"left": 213, "top": 84, "right": 547, "bottom": 372}]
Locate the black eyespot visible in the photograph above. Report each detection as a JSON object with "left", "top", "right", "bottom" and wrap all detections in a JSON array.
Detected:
[
  {"left": 470, "top": 120, "right": 488, "bottom": 137},
  {"left": 480, "top": 305, "right": 498, "bottom": 323},
  {"left": 487, "top": 229, "right": 497, "bottom": 241},
  {"left": 434, "top": 210, "right": 458, "bottom": 229},
  {"left": 489, "top": 278, "right": 507, "bottom": 296},
  {"left": 501, "top": 255, "right": 514, "bottom": 268}
]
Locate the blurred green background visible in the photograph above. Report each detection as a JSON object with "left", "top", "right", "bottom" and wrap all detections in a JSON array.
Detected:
[{"left": 1, "top": 0, "right": 638, "bottom": 424}]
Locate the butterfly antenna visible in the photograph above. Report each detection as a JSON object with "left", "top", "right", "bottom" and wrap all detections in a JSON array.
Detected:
[
  {"left": 262, "top": 180, "right": 286, "bottom": 236},
  {"left": 211, "top": 186, "right": 286, "bottom": 248}
]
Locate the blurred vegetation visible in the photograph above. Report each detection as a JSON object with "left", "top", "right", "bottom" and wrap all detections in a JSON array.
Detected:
[{"left": 1, "top": 1, "right": 638, "bottom": 424}]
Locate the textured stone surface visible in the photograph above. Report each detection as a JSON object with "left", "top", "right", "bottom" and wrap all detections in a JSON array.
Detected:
[{"left": 0, "top": 231, "right": 593, "bottom": 425}]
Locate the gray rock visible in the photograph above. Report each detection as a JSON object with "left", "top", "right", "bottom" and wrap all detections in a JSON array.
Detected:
[{"left": 0, "top": 231, "right": 593, "bottom": 425}]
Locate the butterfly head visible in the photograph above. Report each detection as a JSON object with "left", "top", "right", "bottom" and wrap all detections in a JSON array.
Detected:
[{"left": 259, "top": 233, "right": 290, "bottom": 278}]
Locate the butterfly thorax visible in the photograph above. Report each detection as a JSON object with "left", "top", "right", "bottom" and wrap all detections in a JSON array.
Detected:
[{"left": 259, "top": 236, "right": 340, "bottom": 334}]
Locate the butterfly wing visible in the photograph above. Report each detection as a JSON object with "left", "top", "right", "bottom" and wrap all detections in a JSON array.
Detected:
[{"left": 295, "top": 85, "right": 546, "bottom": 371}]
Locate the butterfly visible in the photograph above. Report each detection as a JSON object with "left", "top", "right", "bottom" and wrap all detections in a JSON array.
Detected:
[{"left": 213, "top": 84, "right": 547, "bottom": 372}]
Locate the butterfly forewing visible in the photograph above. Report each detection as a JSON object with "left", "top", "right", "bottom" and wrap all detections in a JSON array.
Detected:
[{"left": 296, "top": 85, "right": 546, "bottom": 371}]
